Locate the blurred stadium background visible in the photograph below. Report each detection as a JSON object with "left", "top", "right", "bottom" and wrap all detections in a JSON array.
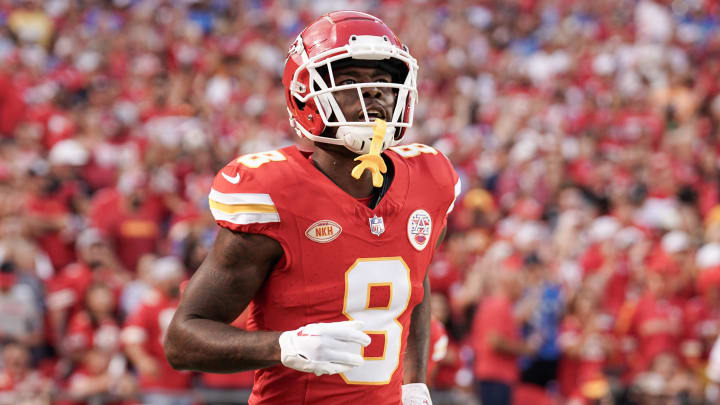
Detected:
[{"left": 2, "top": 0, "right": 720, "bottom": 404}]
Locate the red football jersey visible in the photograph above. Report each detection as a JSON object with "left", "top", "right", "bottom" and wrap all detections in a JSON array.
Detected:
[
  {"left": 121, "top": 289, "right": 191, "bottom": 391},
  {"left": 209, "top": 144, "right": 459, "bottom": 405},
  {"left": 66, "top": 311, "right": 120, "bottom": 353},
  {"left": 427, "top": 317, "right": 449, "bottom": 382}
]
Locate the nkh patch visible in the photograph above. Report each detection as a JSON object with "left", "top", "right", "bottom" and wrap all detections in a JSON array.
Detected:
[
  {"left": 369, "top": 215, "right": 385, "bottom": 237},
  {"left": 305, "top": 220, "right": 342, "bottom": 243},
  {"left": 407, "top": 209, "right": 432, "bottom": 250}
]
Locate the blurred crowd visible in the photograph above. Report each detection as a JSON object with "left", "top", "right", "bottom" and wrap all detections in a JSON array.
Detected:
[{"left": 1, "top": 0, "right": 720, "bottom": 404}]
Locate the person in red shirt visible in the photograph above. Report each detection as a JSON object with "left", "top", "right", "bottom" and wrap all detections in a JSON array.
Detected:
[
  {"left": 0, "top": 341, "right": 52, "bottom": 404},
  {"left": 630, "top": 271, "right": 684, "bottom": 374},
  {"left": 64, "top": 283, "right": 121, "bottom": 359},
  {"left": 58, "top": 283, "right": 135, "bottom": 405},
  {"left": 472, "top": 268, "right": 537, "bottom": 405},
  {"left": 681, "top": 266, "right": 720, "bottom": 366},
  {"left": 427, "top": 292, "right": 466, "bottom": 403},
  {"left": 121, "top": 256, "right": 189, "bottom": 404},
  {"left": 197, "top": 310, "right": 255, "bottom": 405},
  {"left": 46, "top": 228, "right": 129, "bottom": 347},
  {"left": 645, "top": 231, "right": 694, "bottom": 302},
  {"left": 164, "top": 11, "right": 456, "bottom": 405},
  {"left": 23, "top": 151, "right": 84, "bottom": 271},
  {"left": 557, "top": 290, "right": 615, "bottom": 403},
  {"left": 427, "top": 316, "right": 449, "bottom": 383},
  {"left": 60, "top": 347, "right": 138, "bottom": 405},
  {"left": 88, "top": 169, "right": 169, "bottom": 272},
  {"left": 0, "top": 71, "right": 25, "bottom": 137},
  {"left": 405, "top": 312, "right": 448, "bottom": 387},
  {"left": 20, "top": 139, "right": 91, "bottom": 273}
]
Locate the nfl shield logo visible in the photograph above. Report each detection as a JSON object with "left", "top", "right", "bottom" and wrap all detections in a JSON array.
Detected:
[{"left": 369, "top": 215, "right": 385, "bottom": 236}]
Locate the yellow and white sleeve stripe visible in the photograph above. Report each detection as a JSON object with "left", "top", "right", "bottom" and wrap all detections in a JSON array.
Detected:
[
  {"left": 208, "top": 188, "right": 280, "bottom": 225},
  {"left": 447, "top": 178, "right": 462, "bottom": 214}
]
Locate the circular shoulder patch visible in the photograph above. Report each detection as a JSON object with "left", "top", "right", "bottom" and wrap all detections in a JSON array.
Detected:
[{"left": 407, "top": 209, "right": 432, "bottom": 251}]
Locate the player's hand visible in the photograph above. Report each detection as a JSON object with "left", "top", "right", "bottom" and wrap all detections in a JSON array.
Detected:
[
  {"left": 402, "top": 383, "right": 433, "bottom": 405},
  {"left": 278, "top": 320, "right": 371, "bottom": 376}
]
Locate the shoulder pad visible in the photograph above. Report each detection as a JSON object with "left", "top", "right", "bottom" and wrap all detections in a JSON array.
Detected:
[
  {"left": 388, "top": 143, "right": 440, "bottom": 159},
  {"left": 388, "top": 144, "right": 461, "bottom": 213}
]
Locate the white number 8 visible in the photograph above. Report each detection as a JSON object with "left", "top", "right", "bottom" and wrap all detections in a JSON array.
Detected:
[
  {"left": 341, "top": 257, "right": 411, "bottom": 385},
  {"left": 236, "top": 150, "right": 286, "bottom": 168}
]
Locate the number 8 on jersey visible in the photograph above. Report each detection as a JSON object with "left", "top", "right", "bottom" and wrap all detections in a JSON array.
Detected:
[{"left": 341, "top": 257, "right": 412, "bottom": 384}]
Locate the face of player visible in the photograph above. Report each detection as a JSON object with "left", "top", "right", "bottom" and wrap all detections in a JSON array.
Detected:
[{"left": 332, "top": 65, "right": 397, "bottom": 128}]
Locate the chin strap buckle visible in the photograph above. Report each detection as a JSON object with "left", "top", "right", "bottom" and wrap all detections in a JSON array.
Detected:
[{"left": 351, "top": 119, "right": 388, "bottom": 187}]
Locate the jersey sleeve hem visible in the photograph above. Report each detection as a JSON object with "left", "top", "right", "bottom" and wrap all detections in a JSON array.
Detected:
[{"left": 209, "top": 188, "right": 281, "bottom": 226}]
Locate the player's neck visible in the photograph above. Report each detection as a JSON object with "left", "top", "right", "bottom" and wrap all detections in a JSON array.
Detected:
[{"left": 311, "top": 146, "right": 375, "bottom": 199}]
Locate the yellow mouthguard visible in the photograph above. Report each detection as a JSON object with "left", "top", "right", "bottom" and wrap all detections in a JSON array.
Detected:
[{"left": 351, "top": 119, "right": 388, "bottom": 187}]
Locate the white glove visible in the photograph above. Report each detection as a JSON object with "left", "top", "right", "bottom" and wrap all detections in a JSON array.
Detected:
[
  {"left": 402, "top": 383, "right": 432, "bottom": 405},
  {"left": 278, "top": 320, "right": 371, "bottom": 376}
]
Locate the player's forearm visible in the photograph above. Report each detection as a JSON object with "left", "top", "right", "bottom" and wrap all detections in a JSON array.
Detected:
[
  {"left": 164, "top": 318, "right": 282, "bottom": 373},
  {"left": 404, "top": 274, "right": 431, "bottom": 383}
]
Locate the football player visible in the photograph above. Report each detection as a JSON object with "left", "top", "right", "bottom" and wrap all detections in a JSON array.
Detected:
[{"left": 164, "top": 11, "right": 459, "bottom": 405}]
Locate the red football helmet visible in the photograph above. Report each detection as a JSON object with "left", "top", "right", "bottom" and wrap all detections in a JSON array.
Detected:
[{"left": 282, "top": 11, "right": 418, "bottom": 154}]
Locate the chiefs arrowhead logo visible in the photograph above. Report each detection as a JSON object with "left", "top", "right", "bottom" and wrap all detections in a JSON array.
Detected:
[
  {"left": 408, "top": 209, "right": 432, "bottom": 251},
  {"left": 305, "top": 220, "right": 342, "bottom": 243}
]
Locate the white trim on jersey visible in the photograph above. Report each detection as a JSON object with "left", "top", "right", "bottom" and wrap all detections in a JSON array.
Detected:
[
  {"left": 209, "top": 188, "right": 276, "bottom": 206},
  {"left": 210, "top": 209, "right": 281, "bottom": 225},
  {"left": 447, "top": 178, "right": 462, "bottom": 214},
  {"left": 208, "top": 188, "right": 280, "bottom": 225}
]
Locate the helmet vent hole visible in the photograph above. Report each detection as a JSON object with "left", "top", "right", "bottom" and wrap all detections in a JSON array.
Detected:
[
  {"left": 383, "top": 36, "right": 389, "bottom": 42},
  {"left": 350, "top": 35, "right": 357, "bottom": 42}
]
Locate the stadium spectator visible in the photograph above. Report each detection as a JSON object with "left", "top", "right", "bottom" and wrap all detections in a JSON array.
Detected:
[
  {"left": 0, "top": 260, "right": 43, "bottom": 351},
  {"left": 0, "top": 71, "right": 26, "bottom": 137},
  {"left": 88, "top": 170, "right": 170, "bottom": 272},
  {"left": 46, "top": 228, "right": 128, "bottom": 350},
  {"left": 195, "top": 311, "right": 254, "bottom": 405},
  {"left": 558, "top": 290, "right": 615, "bottom": 403},
  {"left": 631, "top": 352, "right": 703, "bottom": 404},
  {"left": 629, "top": 270, "right": 684, "bottom": 375},
  {"left": 119, "top": 253, "right": 156, "bottom": 318},
  {"left": 515, "top": 254, "right": 564, "bottom": 404},
  {"left": 60, "top": 346, "right": 137, "bottom": 405},
  {"left": 0, "top": 341, "right": 52, "bottom": 405},
  {"left": 6, "top": 0, "right": 54, "bottom": 48},
  {"left": 472, "top": 267, "right": 538, "bottom": 405},
  {"left": 121, "top": 256, "right": 189, "bottom": 405},
  {"left": 64, "top": 283, "right": 121, "bottom": 359}
]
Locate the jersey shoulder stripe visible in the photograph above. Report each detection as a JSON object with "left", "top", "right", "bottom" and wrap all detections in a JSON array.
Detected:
[{"left": 208, "top": 188, "right": 280, "bottom": 225}]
